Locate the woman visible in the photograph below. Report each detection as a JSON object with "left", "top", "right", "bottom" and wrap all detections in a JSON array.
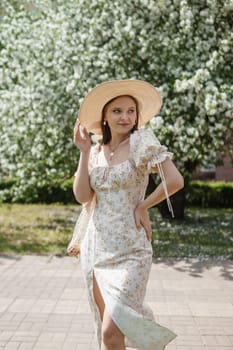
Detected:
[{"left": 67, "top": 80, "right": 184, "bottom": 350}]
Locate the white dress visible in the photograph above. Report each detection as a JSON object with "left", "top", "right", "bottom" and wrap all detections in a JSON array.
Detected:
[{"left": 69, "top": 128, "right": 177, "bottom": 350}]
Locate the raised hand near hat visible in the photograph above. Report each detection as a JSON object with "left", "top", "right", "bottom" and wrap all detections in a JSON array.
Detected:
[{"left": 73, "top": 120, "right": 91, "bottom": 153}]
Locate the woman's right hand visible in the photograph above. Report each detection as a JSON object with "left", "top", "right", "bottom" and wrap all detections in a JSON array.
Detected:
[
  {"left": 73, "top": 120, "right": 92, "bottom": 153},
  {"left": 67, "top": 245, "right": 80, "bottom": 257},
  {"left": 134, "top": 203, "right": 152, "bottom": 241}
]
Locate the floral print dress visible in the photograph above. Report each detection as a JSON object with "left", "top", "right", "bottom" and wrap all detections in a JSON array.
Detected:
[{"left": 69, "top": 128, "right": 177, "bottom": 350}]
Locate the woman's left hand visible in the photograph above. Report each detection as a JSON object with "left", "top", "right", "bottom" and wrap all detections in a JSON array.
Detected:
[{"left": 134, "top": 203, "right": 152, "bottom": 241}]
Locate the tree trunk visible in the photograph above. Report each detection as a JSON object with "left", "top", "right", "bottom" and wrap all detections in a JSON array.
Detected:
[
  {"left": 157, "top": 188, "right": 185, "bottom": 220},
  {"left": 146, "top": 174, "right": 185, "bottom": 220}
]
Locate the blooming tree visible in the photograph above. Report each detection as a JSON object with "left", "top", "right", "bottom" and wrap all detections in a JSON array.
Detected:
[{"left": 0, "top": 0, "right": 232, "bottom": 201}]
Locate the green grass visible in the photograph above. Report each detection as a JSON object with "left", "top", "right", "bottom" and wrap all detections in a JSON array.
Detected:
[
  {"left": 151, "top": 207, "right": 233, "bottom": 259},
  {"left": 0, "top": 204, "right": 80, "bottom": 256},
  {"left": 0, "top": 204, "right": 232, "bottom": 259}
]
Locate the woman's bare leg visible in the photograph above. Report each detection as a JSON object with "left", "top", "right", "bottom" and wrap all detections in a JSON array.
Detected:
[
  {"left": 101, "top": 309, "right": 125, "bottom": 350},
  {"left": 93, "top": 274, "right": 105, "bottom": 321},
  {"left": 93, "top": 274, "right": 125, "bottom": 350}
]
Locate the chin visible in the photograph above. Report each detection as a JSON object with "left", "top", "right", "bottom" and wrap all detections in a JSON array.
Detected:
[{"left": 116, "top": 126, "right": 133, "bottom": 134}]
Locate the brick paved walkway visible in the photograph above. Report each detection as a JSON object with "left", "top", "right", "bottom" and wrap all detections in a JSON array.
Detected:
[{"left": 0, "top": 255, "right": 232, "bottom": 350}]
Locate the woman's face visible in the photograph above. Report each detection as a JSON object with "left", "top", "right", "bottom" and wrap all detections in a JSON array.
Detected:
[{"left": 104, "top": 96, "right": 137, "bottom": 137}]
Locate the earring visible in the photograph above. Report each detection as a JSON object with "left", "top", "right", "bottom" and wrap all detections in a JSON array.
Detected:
[{"left": 103, "top": 120, "right": 107, "bottom": 126}]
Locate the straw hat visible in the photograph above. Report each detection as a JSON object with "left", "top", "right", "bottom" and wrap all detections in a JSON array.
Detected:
[{"left": 78, "top": 79, "right": 162, "bottom": 135}]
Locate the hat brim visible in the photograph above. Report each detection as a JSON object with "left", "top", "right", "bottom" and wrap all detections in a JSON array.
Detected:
[{"left": 78, "top": 80, "right": 162, "bottom": 135}]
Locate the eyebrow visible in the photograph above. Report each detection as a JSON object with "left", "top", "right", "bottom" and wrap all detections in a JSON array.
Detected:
[{"left": 112, "top": 106, "right": 136, "bottom": 109}]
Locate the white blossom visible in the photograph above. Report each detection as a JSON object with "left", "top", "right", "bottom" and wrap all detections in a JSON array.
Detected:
[
  {"left": 0, "top": 0, "right": 232, "bottom": 201},
  {"left": 150, "top": 116, "right": 164, "bottom": 129}
]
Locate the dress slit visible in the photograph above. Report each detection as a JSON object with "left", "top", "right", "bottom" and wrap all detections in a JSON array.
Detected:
[
  {"left": 92, "top": 271, "right": 105, "bottom": 321},
  {"left": 91, "top": 270, "right": 129, "bottom": 347},
  {"left": 89, "top": 270, "right": 103, "bottom": 347}
]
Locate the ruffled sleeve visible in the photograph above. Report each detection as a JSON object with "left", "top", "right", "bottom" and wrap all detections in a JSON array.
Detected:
[
  {"left": 130, "top": 128, "right": 174, "bottom": 217},
  {"left": 130, "top": 128, "right": 173, "bottom": 172}
]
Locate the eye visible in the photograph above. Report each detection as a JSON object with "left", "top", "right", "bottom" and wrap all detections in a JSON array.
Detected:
[
  {"left": 113, "top": 108, "right": 121, "bottom": 113},
  {"left": 128, "top": 109, "right": 135, "bottom": 114}
]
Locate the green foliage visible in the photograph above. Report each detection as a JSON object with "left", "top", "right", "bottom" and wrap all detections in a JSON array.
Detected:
[
  {"left": 0, "top": 177, "right": 76, "bottom": 204},
  {"left": 0, "top": 177, "right": 16, "bottom": 190},
  {"left": 186, "top": 180, "right": 233, "bottom": 208},
  {"left": 1, "top": 177, "right": 233, "bottom": 208},
  {"left": 0, "top": 0, "right": 232, "bottom": 200}
]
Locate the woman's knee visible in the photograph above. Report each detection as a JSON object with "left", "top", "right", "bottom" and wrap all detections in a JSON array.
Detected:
[{"left": 102, "top": 319, "right": 124, "bottom": 347}]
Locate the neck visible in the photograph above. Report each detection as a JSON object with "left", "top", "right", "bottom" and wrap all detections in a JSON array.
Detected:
[{"left": 109, "top": 132, "right": 130, "bottom": 149}]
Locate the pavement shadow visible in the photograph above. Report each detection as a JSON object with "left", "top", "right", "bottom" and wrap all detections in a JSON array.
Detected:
[
  {"left": 152, "top": 257, "right": 233, "bottom": 280},
  {"left": 0, "top": 253, "right": 21, "bottom": 261}
]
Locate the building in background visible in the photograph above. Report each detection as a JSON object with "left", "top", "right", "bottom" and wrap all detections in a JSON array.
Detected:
[{"left": 193, "top": 150, "right": 233, "bottom": 181}]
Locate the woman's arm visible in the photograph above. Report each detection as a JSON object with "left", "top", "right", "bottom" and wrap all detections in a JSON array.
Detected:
[
  {"left": 134, "top": 158, "right": 184, "bottom": 240},
  {"left": 142, "top": 158, "right": 184, "bottom": 210},
  {"left": 73, "top": 121, "right": 94, "bottom": 204},
  {"left": 73, "top": 151, "right": 93, "bottom": 203}
]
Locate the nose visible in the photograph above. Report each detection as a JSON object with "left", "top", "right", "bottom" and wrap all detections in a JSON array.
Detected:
[{"left": 120, "top": 112, "right": 128, "bottom": 120}]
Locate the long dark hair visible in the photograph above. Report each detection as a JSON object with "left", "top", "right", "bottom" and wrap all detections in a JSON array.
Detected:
[{"left": 101, "top": 95, "right": 139, "bottom": 144}]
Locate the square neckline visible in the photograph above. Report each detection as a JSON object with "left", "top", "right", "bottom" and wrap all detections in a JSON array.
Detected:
[{"left": 95, "top": 133, "right": 133, "bottom": 168}]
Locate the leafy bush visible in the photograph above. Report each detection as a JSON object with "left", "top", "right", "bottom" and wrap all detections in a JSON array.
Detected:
[
  {"left": 186, "top": 181, "right": 233, "bottom": 208},
  {"left": 0, "top": 177, "right": 76, "bottom": 204},
  {"left": 1, "top": 178, "right": 232, "bottom": 207},
  {"left": 0, "top": 177, "right": 17, "bottom": 190}
]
